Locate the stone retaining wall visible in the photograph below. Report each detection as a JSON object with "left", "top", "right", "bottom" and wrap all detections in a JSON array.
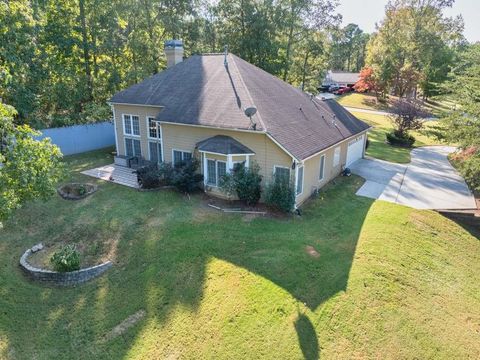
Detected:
[{"left": 20, "top": 245, "right": 112, "bottom": 286}]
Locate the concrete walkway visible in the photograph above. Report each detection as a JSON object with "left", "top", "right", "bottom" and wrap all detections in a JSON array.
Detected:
[{"left": 350, "top": 146, "right": 476, "bottom": 210}]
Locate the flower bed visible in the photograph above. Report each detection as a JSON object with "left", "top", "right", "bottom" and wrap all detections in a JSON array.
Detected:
[{"left": 57, "top": 183, "right": 97, "bottom": 200}]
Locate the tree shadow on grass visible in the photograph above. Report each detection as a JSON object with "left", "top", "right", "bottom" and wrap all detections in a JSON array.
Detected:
[
  {"left": 295, "top": 313, "right": 319, "bottom": 360},
  {"left": 0, "top": 171, "right": 374, "bottom": 359}
]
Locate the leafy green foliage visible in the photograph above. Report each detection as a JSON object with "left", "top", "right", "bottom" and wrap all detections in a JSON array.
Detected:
[
  {"left": 441, "top": 44, "right": 480, "bottom": 191},
  {"left": 0, "top": 0, "right": 341, "bottom": 128},
  {"left": 386, "top": 131, "right": 416, "bottom": 147},
  {"left": 220, "top": 162, "right": 262, "bottom": 206},
  {"left": 365, "top": 0, "right": 463, "bottom": 99},
  {"left": 172, "top": 159, "right": 204, "bottom": 194},
  {"left": 50, "top": 245, "right": 80, "bottom": 273},
  {"left": 0, "top": 103, "right": 64, "bottom": 222},
  {"left": 329, "top": 23, "right": 369, "bottom": 73},
  {"left": 265, "top": 174, "right": 296, "bottom": 213}
]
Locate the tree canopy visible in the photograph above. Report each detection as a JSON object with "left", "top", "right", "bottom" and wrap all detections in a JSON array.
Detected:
[
  {"left": 0, "top": 103, "right": 64, "bottom": 223},
  {"left": 365, "top": 0, "right": 464, "bottom": 99},
  {"left": 441, "top": 43, "right": 480, "bottom": 191},
  {"left": 1, "top": 0, "right": 343, "bottom": 128}
]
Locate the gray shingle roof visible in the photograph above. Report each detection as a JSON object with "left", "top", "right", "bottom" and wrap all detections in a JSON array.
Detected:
[
  {"left": 110, "top": 54, "right": 370, "bottom": 160},
  {"left": 196, "top": 135, "right": 254, "bottom": 155},
  {"left": 324, "top": 71, "right": 360, "bottom": 84}
]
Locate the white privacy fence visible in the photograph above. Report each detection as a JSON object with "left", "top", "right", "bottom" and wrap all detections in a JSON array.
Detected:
[{"left": 36, "top": 121, "right": 115, "bottom": 155}]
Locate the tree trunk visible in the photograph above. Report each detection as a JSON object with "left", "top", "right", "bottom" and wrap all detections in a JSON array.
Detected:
[
  {"left": 79, "top": 0, "right": 93, "bottom": 101},
  {"left": 301, "top": 50, "right": 310, "bottom": 91},
  {"left": 283, "top": 4, "right": 296, "bottom": 82}
]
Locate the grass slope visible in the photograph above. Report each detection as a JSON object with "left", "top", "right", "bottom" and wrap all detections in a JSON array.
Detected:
[
  {"left": 351, "top": 111, "right": 444, "bottom": 163},
  {"left": 0, "top": 149, "right": 478, "bottom": 359},
  {"left": 337, "top": 93, "right": 456, "bottom": 117}
]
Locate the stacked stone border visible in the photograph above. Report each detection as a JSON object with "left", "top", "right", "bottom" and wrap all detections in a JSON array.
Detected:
[
  {"left": 20, "top": 244, "right": 112, "bottom": 286},
  {"left": 57, "top": 183, "right": 97, "bottom": 200}
]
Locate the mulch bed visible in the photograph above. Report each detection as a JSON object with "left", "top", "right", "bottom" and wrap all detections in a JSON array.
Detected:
[{"left": 57, "top": 183, "right": 97, "bottom": 200}]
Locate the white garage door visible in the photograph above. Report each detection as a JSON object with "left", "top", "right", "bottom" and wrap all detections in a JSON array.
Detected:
[{"left": 346, "top": 134, "right": 365, "bottom": 167}]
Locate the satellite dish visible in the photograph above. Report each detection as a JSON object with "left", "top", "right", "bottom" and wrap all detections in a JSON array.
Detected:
[{"left": 244, "top": 107, "right": 257, "bottom": 118}]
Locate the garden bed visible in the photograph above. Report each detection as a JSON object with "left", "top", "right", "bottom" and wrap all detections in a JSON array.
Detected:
[{"left": 57, "top": 183, "right": 97, "bottom": 200}]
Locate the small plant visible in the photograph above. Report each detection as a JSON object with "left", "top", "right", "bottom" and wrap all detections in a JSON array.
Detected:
[
  {"left": 220, "top": 162, "right": 262, "bottom": 206},
  {"left": 50, "top": 245, "right": 80, "bottom": 272},
  {"left": 265, "top": 174, "right": 296, "bottom": 213},
  {"left": 77, "top": 184, "right": 87, "bottom": 196}
]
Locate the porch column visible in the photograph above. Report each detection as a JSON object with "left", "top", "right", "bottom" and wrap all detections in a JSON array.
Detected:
[
  {"left": 202, "top": 152, "right": 208, "bottom": 185},
  {"left": 245, "top": 155, "right": 250, "bottom": 168},
  {"left": 227, "top": 155, "right": 233, "bottom": 172}
]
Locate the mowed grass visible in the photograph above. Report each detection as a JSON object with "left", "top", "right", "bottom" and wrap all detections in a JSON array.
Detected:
[
  {"left": 350, "top": 111, "right": 445, "bottom": 163},
  {"left": 337, "top": 93, "right": 456, "bottom": 117},
  {"left": 0, "top": 149, "right": 479, "bottom": 359}
]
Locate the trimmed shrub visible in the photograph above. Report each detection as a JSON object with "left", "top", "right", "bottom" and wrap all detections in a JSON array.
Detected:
[
  {"left": 50, "top": 245, "right": 80, "bottom": 272},
  {"left": 158, "top": 162, "right": 175, "bottom": 186},
  {"left": 172, "top": 159, "right": 203, "bottom": 193},
  {"left": 386, "top": 131, "right": 415, "bottom": 147},
  {"left": 219, "top": 162, "right": 263, "bottom": 206},
  {"left": 135, "top": 164, "right": 160, "bottom": 189},
  {"left": 265, "top": 175, "right": 295, "bottom": 213}
]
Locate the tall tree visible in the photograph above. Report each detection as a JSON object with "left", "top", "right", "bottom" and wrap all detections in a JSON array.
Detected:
[
  {"left": 365, "top": 0, "right": 463, "bottom": 98},
  {"left": 441, "top": 44, "right": 480, "bottom": 191},
  {"left": 0, "top": 103, "right": 64, "bottom": 224}
]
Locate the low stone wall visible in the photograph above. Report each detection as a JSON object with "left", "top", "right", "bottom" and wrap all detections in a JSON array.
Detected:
[{"left": 19, "top": 244, "right": 112, "bottom": 286}]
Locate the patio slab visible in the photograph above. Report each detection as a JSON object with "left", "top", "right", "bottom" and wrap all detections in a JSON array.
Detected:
[{"left": 81, "top": 164, "right": 139, "bottom": 189}]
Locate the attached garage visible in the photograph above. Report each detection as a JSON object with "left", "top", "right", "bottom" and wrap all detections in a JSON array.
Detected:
[{"left": 346, "top": 134, "right": 365, "bottom": 167}]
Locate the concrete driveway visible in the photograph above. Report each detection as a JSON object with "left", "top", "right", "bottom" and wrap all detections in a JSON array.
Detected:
[{"left": 350, "top": 146, "right": 476, "bottom": 210}]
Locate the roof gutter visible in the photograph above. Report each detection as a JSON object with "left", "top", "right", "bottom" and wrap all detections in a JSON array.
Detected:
[{"left": 107, "top": 101, "right": 165, "bottom": 108}]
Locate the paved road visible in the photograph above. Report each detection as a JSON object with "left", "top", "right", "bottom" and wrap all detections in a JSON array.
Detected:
[{"left": 350, "top": 146, "right": 476, "bottom": 210}]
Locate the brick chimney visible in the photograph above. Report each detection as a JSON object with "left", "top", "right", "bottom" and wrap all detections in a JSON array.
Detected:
[{"left": 164, "top": 40, "right": 184, "bottom": 68}]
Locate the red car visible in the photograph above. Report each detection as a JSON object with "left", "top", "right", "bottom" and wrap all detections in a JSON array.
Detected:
[{"left": 334, "top": 87, "right": 352, "bottom": 95}]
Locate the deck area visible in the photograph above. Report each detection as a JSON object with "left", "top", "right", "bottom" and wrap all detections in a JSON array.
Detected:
[{"left": 81, "top": 164, "right": 139, "bottom": 189}]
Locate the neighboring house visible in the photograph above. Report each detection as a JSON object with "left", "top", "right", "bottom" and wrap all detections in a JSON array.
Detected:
[
  {"left": 109, "top": 40, "right": 370, "bottom": 207},
  {"left": 322, "top": 70, "right": 360, "bottom": 88}
]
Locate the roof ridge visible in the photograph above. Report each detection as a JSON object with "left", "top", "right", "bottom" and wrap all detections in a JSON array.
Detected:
[{"left": 229, "top": 54, "right": 267, "bottom": 132}]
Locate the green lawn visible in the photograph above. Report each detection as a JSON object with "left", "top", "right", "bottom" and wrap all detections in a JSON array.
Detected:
[
  {"left": 0, "top": 149, "right": 479, "bottom": 359},
  {"left": 336, "top": 93, "right": 391, "bottom": 111},
  {"left": 350, "top": 111, "right": 444, "bottom": 163},
  {"left": 337, "top": 93, "right": 456, "bottom": 117}
]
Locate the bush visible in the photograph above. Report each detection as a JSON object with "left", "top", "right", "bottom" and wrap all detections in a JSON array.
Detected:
[
  {"left": 265, "top": 175, "right": 295, "bottom": 213},
  {"left": 158, "top": 162, "right": 175, "bottom": 186},
  {"left": 50, "top": 245, "right": 80, "bottom": 272},
  {"left": 219, "top": 162, "right": 262, "bottom": 206},
  {"left": 135, "top": 164, "right": 160, "bottom": 189},
  {"left": 172, "top": 159, "right": 203, "bottom": 193},
  {"left": 386, "top": 131, "right": 415, "bottom": 147}
]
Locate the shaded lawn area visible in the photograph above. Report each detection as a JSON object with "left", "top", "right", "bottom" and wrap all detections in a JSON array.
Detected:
[
  {"left": 351, "top": 111, "right": 445, "bottom": 163},
  {"left": 0, "top": 149, "right": 479, "bottom": 359},
  {"left": 337, "top": 93, "right": 456, "bottom": 117}
]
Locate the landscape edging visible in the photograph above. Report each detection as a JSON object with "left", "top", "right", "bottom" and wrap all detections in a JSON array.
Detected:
[{"left": 19, "top": 244, "right": 112, "bottom": 286}]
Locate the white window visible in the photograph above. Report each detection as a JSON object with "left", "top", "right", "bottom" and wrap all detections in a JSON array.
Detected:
[
  {"left": 296, "top": 165, "right": 304, "bottom": 195},
  {"left": 206, "top": 159, "right": 227, "bottom": 186},
  {"left": 149, "top": 141, "right": 163, "bottom": 163},
  {"left": 173, "top": 150, "right": 192, "bottom": 167},
  {"left": 274, "top": 166, "right": 290, "bottom": 183},
  {"left": 319, "top": 154, "right": 325, "bottom": 181},
  {"left": 125, "top": 138, "right": 141, "bottom": 157},
  {"left": 147, "top": 117, "right": 161, "bottom": 139},
  {"left": 147, "top": 118, "right": 162, "bottom": 163},
  {"left": 333, "top": 146, "right": 341, "bottom": 167},
  {"left": 123, "top": 114, "right": 140, "bottom": 136}
]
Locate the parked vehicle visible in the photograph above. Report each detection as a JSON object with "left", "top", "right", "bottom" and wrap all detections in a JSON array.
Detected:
[
  {"left": 328, "top": 84, "right": 340, "bottom": 92},
  {"left": 334, "top": 87, "right": 352, "bottom": 95}
]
